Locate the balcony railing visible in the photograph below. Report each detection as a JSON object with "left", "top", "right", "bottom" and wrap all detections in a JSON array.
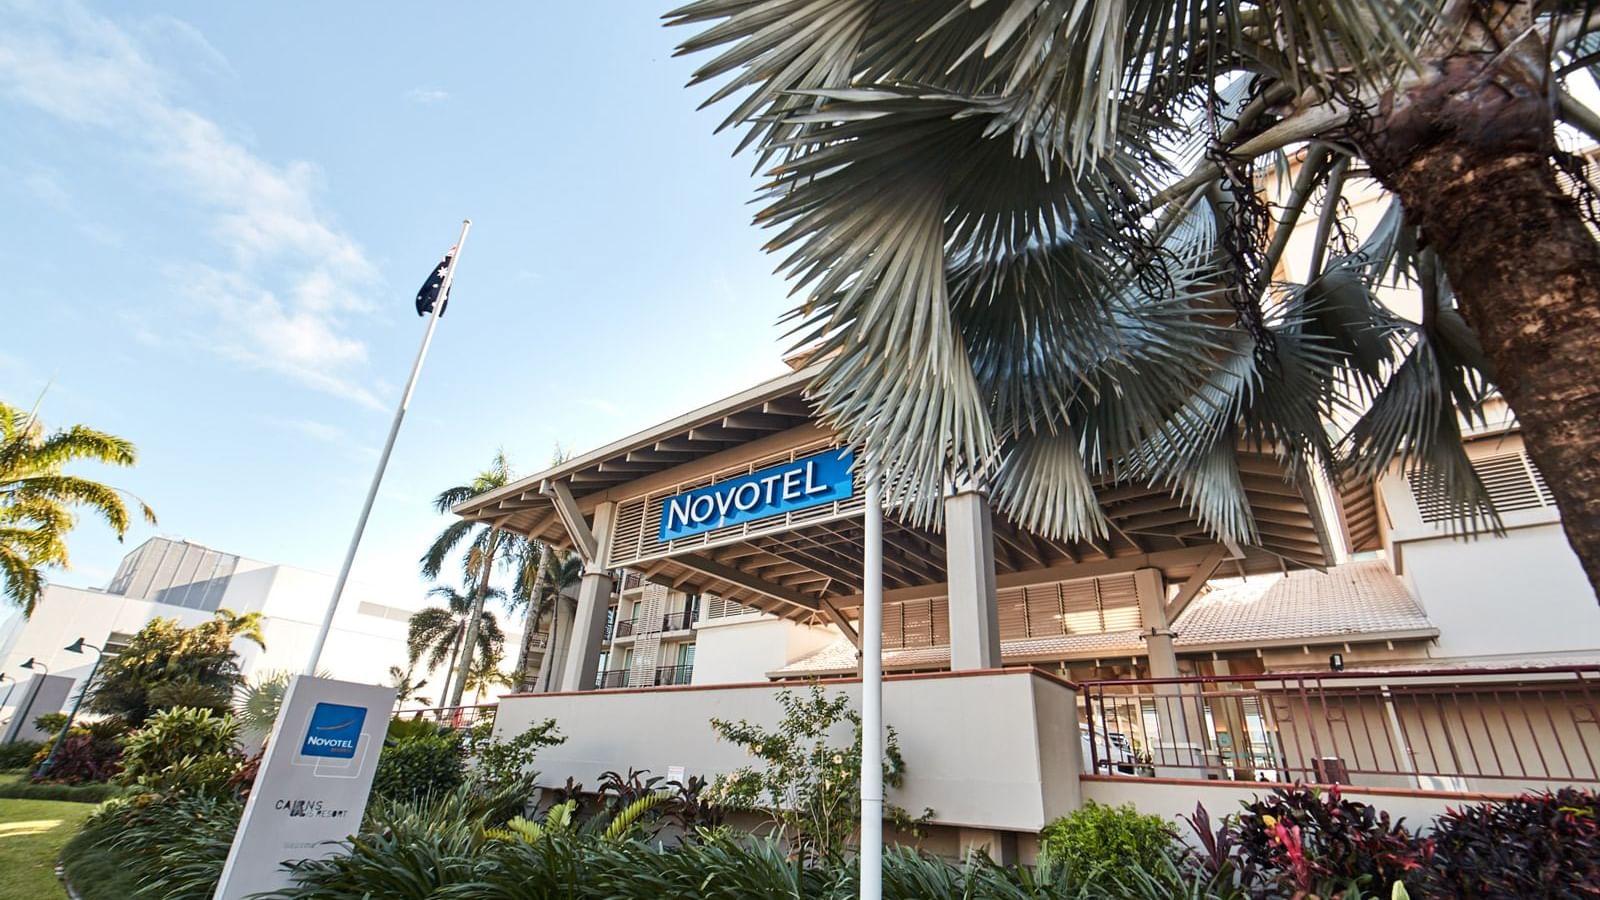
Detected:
[
  {"left": 526, "top": 632, "right": 550, "bottom": 649},
  {"left": 661, "top": 610, "right": 695, "bottom": 632},
  {"left": 1079, "top": 666, "right": 1600, "bottom": 791},
  {"left": 394, "top": 704, "right": 496, "bottom": 732},
  {"left": 613, "top": 619, "right": 637, "bottom": 639},
  {"left": 654, "top": 664, "right": 694, "bottom": 687},
  {"left": 594, "top": 668, "right": 630, "bottom": 689}
]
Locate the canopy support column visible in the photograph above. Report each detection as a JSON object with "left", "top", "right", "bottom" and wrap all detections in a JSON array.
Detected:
[
  {"left": 944, "top": 487, "right": 1001, "bottom": 670},
  {"left": 559, "top": 501, "right": 616, "bottom": 692}
]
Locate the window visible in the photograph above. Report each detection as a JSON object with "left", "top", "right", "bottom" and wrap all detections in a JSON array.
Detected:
[
  {"left": 1407, "top": 449, "right": 1555, "bottom": 525},
  {"left": 678, "top": 643, "right": 696, "bottom": 667}
]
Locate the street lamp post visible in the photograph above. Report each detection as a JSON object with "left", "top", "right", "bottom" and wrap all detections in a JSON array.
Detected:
[
  {"left": 0, "top": 674, "right": 14, "bottom": 719},
  {"left": 35, "top": 639, "right": 103, "bottom": 779}
]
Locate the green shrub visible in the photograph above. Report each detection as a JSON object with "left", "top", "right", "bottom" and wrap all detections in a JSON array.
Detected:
[
  {"left": 0, "top": 739, "right": 45, "bottom": 769},
  {"left": 386, "top": 716, "right": 445, "bottom": 742},
  {"left": 465, "top": 717, "right": 563, "bottom": 794},
  {"left": 78, "top": 789, "right": 244, "bottom": 900},
  {"left": 33, "top": 712, "right": 69, "bottom": 734},
  {"left": 119, "top": 706, "right": 242, "bottom": 793},
  {"left": 1040, "top": 801, "right": 1178, "bottom": 888},
  {"left": 0, "top": 778, "right": 122, "bottom": 802},
  {"left": 370, "top": 731, "right": 464, "bottom": 805},
  {"left": 707, "top": 682, "right": 927, "bottom": 863}
]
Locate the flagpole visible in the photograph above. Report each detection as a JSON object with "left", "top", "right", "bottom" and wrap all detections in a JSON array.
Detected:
[{"left": 303, "top": 218, "right": 472, "bottom": 676}]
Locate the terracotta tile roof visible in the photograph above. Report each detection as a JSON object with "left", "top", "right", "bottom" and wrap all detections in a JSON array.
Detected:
[
  {"left": 771, "top": 561, "right": 1435, "bottom": 677},
  {"left": 1172, "top": 560, "right": 1436, "bottom": 648}
]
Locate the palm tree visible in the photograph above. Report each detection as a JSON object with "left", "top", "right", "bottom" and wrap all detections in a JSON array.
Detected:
[
  {"left": 508, "top": 543, "right": 583, "bottom": 691},
  {"left": 463, "top": 647, "right": 514, "bottom": 704},
  {"left": 0, "top": 398, "right": 157, "bottom": 613},
  {"left": 386, "top": 664, "right": 431, "bottom": 709},
  {"left": 421, "top": 451, "right": 516, "bottom": 706},
  {"left": 669, "top": 1, "right": 1600, "bottom": 599},
  {"left": 407, "top": 584, "right": 505, "bottom": 709}
]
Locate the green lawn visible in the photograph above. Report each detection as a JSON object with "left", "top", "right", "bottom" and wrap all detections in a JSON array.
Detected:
[{"left": 0, "top": 797, "right": 92, "bottom": 900}]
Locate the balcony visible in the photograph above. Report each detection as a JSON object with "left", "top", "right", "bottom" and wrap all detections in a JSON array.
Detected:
[
  {"left": 654, "top": 664, "right": 694, "bottom": 687},
  {"left": 660, "top": 610, "right": 695, "bottom": 633},
  {"left": 594, "top": 669, "right": 630, "bottom": 690},
  {"left": 613, "top": 619, "right": 637, "bottom": 640}
]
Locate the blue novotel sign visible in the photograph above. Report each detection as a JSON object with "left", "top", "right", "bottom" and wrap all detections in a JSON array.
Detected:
[
  {"left": 658, "top": 448, "right": 855, "bottom": 542},
  {"left": 301, "top": 702, "right": 367, "bottom": 760}
]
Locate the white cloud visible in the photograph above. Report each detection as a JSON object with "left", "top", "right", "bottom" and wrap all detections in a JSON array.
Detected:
[
  {"left": 266, "top": 415, "right": 379, "bottom": 461},
  {"left": 406, "top": 87, "right": 450, "bottom": 104},
  {"left": 0, "top": 2, "right": 384, "bottom": 409}
]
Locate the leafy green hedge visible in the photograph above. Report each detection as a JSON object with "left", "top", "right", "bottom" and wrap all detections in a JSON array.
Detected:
[
  {"left": 0, "top": 740, "right": 45, "bottom": 770},
  {"left": 0, "top": 779, "right": 122, "bottom": 803}
]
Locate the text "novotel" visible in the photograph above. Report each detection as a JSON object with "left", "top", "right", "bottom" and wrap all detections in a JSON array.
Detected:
[{"left": 658, "top": 448, "right": 854, "bottom": 542}]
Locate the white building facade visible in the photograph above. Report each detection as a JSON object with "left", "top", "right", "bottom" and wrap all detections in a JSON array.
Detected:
[{"left": 0, "top": 537, "right": 451, "bottom": 737}]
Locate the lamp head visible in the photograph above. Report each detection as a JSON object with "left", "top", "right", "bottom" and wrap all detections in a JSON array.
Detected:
[
  {"left": 64, "top": 638, "right": 86, "bottom": 654},
  {"left": 20, "top": 657, "right": 40, "bottom": 670}
]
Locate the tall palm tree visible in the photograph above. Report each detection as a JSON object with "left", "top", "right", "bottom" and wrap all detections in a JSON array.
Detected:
[
  {"left": 0, "top": 398, "right": 157, "bottom": 613},
  {"left": 509, "top": 544, "right": 583, "bottom": 691},
  {"left": 421, "top": 451, "right": 516, "bottom": 706},
  {"left": 669, "top": 0, "right": 1600, "bottom": 599},
  {"left": 407, "top": 584, "right": 505, "bottom": 709}
]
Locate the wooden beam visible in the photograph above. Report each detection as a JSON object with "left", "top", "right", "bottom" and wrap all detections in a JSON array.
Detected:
[
  {"left": 827, "top": 545, "right": 1222, "bottom": 610},
  {"left": 820, "top": 598, "right": 860, "bottom": 648},
  {"left": 541, "top": 479, "right": 598, "bottom": 563},
  {"left": 674, "top": 553, "right": 820, "bottom": 612},
  {"left": 1165, "top": 544, "right": 1228, "bottom": 623}
]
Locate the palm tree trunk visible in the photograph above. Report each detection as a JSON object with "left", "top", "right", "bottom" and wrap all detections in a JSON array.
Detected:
[
  {"left": 514, "top": 543, "right": 552, "bottom": 691},
  {"left": 1361, "top": 52, "right": 1600, "bottom": 601},
  {"left": 436, "top": 628, "right": 462, "bottom": 716},
  {"left": 534, "top": 595, "right": 562, "bottom": 692},
  {"left": 451, "top": 528, "right": 500, "bottom": 706}
]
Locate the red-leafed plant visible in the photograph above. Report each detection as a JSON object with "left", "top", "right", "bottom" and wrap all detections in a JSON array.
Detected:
[{"left": 1422, "top": 788, "right": 1600, "bottom": 898}]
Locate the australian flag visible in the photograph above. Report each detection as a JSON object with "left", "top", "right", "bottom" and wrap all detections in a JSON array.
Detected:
[{"left": 415, "top": 248, "right": 456, "bottom": 317}]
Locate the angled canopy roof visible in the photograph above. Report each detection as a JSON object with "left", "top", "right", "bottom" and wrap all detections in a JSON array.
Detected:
[{"left": 454, "top": 367, "right": 1350, "bottom": 624}]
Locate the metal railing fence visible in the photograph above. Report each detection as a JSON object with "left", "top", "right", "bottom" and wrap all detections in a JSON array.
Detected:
[{"left": 1079, "top": 666, "right": 1599, "bottom": 791}]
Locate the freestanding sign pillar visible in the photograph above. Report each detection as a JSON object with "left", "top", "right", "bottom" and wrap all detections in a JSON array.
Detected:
[
  {"left": 214, "top": 675, "right": 395, "bottom": 899},
  {"left": 859, "top": 466, "right": 883, "bottom": 900}
]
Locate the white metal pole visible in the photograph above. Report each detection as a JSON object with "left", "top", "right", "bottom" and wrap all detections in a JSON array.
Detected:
[
  {"left": 859, "top": 465, "right": 883, "bottom": 900},
  {"left": 303, "top": 219, "right": 472, "bottom": 676}
]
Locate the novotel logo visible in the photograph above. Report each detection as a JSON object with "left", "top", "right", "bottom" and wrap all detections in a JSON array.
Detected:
[
  {"left": 659, "top": 448, "right": 854, "bottom": 542},
  {"left": 301, "top": 702, "right": 367, "bottom": 760}
]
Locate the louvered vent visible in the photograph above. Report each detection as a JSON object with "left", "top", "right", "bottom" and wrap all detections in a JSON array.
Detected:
[
  {"left": 607, "top": 440, "right": 863, "bottom": 568},
  {"left": 1408, "top": 450, "right": 1555, "bottom": 525},
  {"left": 703, "top": 594, "right": 760, "bottom": 621}
]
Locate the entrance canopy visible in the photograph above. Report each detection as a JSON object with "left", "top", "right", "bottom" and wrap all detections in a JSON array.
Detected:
[{"left": 454, "top": 365, "right": 1351, "bottom": 625}]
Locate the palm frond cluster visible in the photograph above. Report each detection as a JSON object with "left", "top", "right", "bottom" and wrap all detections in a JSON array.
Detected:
[
  {"left": 0, "top": 398, "right": 155, "bottom": 613},
  {"left": 414, "top": 450, "right": 582, "bottom": 706},
  {"left": 665, "top": 0, "right": 1598, "bottom": 545}
]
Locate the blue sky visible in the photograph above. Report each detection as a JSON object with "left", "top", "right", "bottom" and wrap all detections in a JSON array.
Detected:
[{"left": 0, "top": 1, "right": 793, "bottom": 611}]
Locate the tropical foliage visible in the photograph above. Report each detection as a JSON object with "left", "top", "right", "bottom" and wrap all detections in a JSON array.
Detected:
[
  {"left": 118, "top": 706, "right": 243, "bottom": 796},
  {"left": 406, "top": 584, "right": 505, "bottom": 704},
  {"left": 707, "top": 682, "right": 926, "bottom": 862},
  {"left": 668, "top": 0, "right": 1600, "bottom": 597},
  {"left": 88, "top": 610, "right": 265, "bottom": 725},
  {"left": 0, "top": 398, "right": 156, "bottom": 613},
  {"left": 1040, "top": 802, "right": 1179, "bottom": 888},
  {"left": 420, "top": 451, "right": 519, "bottom": 705},
  {"left": 387, "top": 663, "right": 432, "bottom": 708},
  {"left": 511, "top": 544, "right": 581, "bottom": 691}
]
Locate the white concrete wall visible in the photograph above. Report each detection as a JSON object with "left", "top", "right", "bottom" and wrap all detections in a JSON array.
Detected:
[
  {"left": 690, "top": 616, "right": 841, "bottom": 685},
  {"left": 1373, "top": 433, "right": 1600, "bottom": 664},
  {"left": 495, "top": 669, "right": 1083, "bottom": 833}
]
